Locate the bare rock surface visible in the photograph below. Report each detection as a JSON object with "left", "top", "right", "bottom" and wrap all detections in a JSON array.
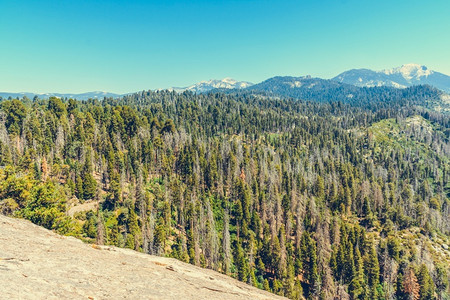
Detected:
[{"left": 0, "top": 215, "right": 284, "bottom": 299}]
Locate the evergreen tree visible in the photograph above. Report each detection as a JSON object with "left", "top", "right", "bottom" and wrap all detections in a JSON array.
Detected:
[
  {"left": 301, "top": 231, "right": 319, "bottom": 298},
  {"left": 403, "top": 268, "right": 420, "bottom": 300},
  {"left": 234, "top": 241, "right": 249, "bottom": 282},
  {"left": 349, "top": 247, "right": 365, "bottom": 299},
  {"left": 417, "top": 264, "right": 434, "bottom": 300},
  {"left": 365, "top": 241, "right": 380, "bottom": 299},
  {"left": 434, "top": 264, "right": 448, "bottom": 300}
]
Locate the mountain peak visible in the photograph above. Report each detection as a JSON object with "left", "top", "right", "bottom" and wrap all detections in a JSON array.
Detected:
[
  {"left": 333, "top": 64, "right": 449, "bottom": 93},
  {"left": 221, "top": 77, "right": 236, "bottom": 83},
  {"left": 400, "top": 63, "right": 423, "bottom": 69},
  {"left": 382, "top": 63, "right": 433, "bottom": 80}
]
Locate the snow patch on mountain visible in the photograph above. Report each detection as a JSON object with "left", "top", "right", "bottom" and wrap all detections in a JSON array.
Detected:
[
  {"left": 441, "top": 93, "right": 450, "bottom": 104},
  {"left": 167, "top": 78, "right": 254, "bottom": 93},
  {"left": 332, "top": 64, "right": 450, "bottom": 93},
  {"left": 382, "top": 64, "right": 433, "bottom": 80}
]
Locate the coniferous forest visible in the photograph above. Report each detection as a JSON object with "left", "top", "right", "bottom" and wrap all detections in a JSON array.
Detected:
[{"left": 0, "top": 88, "right": 449, "bottom": 299}]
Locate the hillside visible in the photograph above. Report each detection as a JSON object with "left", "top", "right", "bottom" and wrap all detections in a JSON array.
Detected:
[
  {"left": 213, "top": 76, "right": 449, "bottom": 112},
  {"left": 0, "top": 92, "right": 449, "bottom": 299},
  {"left": 0, "top": 214, "right": 284, "bottom": 299}
]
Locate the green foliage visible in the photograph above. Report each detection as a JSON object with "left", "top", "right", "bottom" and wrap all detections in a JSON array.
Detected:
[
  {"left": 348, "top": 247, "right": 365, "bottom": 300},
  {"left": 83, "top": 211, "right": 98, "bottom": 239},
  {"left": 387, "top": 236, "right": 401, "bottom": 262},
  {"left": 234, "top": 241, "right": 249, "bottom": 282},
  {"left": 0, "top": 91, "right": 448, "bottom": 300},
  {"left": 81, "top": 155, "right": 97, "bottom": 200},
  {"left": 417, "top": 264, "right": 434, "bottom": 300},
  {"left": 434, "top": 264, "right": 449, "bottom": 298},
  {"left": 48, "top": 97, "right": 67, "bottom": 118},
  {"left": 2, "top": 99, "right": 27, "bottom": 135},
  {"left": 21, "top": 181, "right": 77, "bottom": 234},
  {"left": 300, "top": 231, "right": 319, "bottom": 298},
  {"left": 365, "top": 241, "right": 380, "bottom": 295}
]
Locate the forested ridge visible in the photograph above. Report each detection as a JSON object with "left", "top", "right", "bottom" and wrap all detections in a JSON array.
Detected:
[
  {"left": 219, "top": 77, "right": 450, "bottom": 113},
  {"left": 0, "top": 89, "right": 449, "bottom": 299}
]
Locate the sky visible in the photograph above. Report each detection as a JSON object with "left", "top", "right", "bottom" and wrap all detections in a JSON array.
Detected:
[{"left": 1, "top": 0, "right": 449, "bottom": 94}]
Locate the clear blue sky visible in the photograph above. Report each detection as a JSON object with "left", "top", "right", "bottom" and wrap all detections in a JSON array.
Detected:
[{"left": 1, "top": 0, "right": 449, "bottom": 93}]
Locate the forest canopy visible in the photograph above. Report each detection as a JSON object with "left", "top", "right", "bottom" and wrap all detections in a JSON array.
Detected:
[{"left": 0, "top": 90, "right": 449, "bottom": 300}]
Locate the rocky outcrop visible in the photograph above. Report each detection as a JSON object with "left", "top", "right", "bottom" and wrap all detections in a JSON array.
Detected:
[{"left": 0, "top": 215, "right": 284, "bottom": 299}]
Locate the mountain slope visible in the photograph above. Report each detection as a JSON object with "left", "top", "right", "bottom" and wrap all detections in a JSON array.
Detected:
[
  {"left": 333, "top": 64, "right": 450, "bottom": 93},
  {"left": 238, "top": 75, "right": 448, "bottom": 112},
  {"left": 0, "top": 93, "right": 449, "bottom": 299},
  {"left": 245, "top": 75, "right": 345, "bottom": 94},
  {"left": 0, "top": 214, "right": 284, "bottom": 300}
]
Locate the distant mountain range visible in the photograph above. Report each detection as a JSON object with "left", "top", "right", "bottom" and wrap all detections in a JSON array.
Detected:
[
  {"left": 166, "top": 78, "right": 253, "bottom": 93},
  {"left": 332, "top": 64, "right": 450, "bottom": 93},
  {"left": 0, "top": 79, "right": 253, "bottom": 100},
  {"left": 1, "top": 64, "right": 449, "bottom": 101},
  {"left": 238, "top": 76, "right": 449, "bottom": 113},
  {"left": 165, "top": 64, "right": 450, "bottom": 95},
  {"left": 0, "top": 91, "right": 122, "bottom": 101}
]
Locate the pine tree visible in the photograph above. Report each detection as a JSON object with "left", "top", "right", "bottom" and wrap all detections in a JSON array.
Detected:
[
  {"left": 154, "top": 216, "right": 166, "bottom": 254},
  {"left": 365, "top": 242, "right": 380, "bottom": 299},
  {"left": 396, "top": 272, "right": 406, "bottom": 300},
  {"left": 403, "top": 268, "right": 420, "bottom": 300},
  {"left": 234, "top": 241, "right": 249, "bottom": 282},
  {"left": 417, "top": 264, "right": 434, "bottom": 300},
  {"left": 349, "top": 247, "right": 365, "bottom": 299},
  {"left": 263, "top": 279, "right": 271, "bottom": 292},
  {"left": 82, "top": 155, "right": 97, "bottom": 200},
  {"left": 301, "top": 231, "right": 319, "bottom": 298},
  {"left": 128, "top": 209, "right": 141, "bottom": 251},
  {"left": 75, "top": 174, "right": 84, "bottom": 200},
  {"left": 434, "top": 264, "right": 449, "bottom": 300}
]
